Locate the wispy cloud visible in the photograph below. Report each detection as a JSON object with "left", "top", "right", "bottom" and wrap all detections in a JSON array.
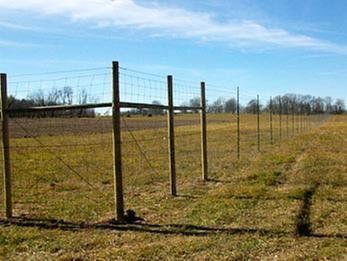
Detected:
[
  {"left": 0, "top": 0, "right": 346, "bottom": 53},
  {"left": 0, "top": 39, "right": 41, "bottom": 48},
  {"left": 0, "top": 21, "right": 42, "bottom": 31}
]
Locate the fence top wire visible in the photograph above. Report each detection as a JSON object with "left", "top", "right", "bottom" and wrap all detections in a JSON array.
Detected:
[
  {"left": 8, "top": 68, "right": 112, "bottom": 106},
  {"left": 6, "top": 64, "right": 269, "bottom": 110},
  {"left": 119, "top": 66, "right": 165, "bottom": 80},
  {"left": 119, "top": 69, "right": 167, "bottom": 106},
  {"left": 9, "top": 67, "right": 110, "bottom": 78},
  {"left": 119, "top": 67, "right": 238, "bottom": 107}
]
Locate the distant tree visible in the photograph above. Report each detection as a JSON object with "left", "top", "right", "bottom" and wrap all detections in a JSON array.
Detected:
[
  {"left": 224, "top": 97, "right": 237, "bottom": 113},
  {"left": 179, "top": 101, "right": 189, "bottom": 113},
  {"left": 244, "top": 99, "right": 258, "bottom": 114},
  {"left": 47, "top": 88, "right": 62, "bottom": 106},
  {"left": 63, "top": 86, "right": 73, "bottom": 105},
  {"left": 311, "top": 97, "right": 325, "bottom": 114},
  {"left": 28, "top": 89, "right": 45, "bottom": 106},
  {"left": 324, "top": 96, "right": 333, "bottom": 113},
  {"left": 333, "top": 99, "right": 345, "bottom": 114},
  {"left": 208, "top": 97, "right": 225, "bottom": 113},
  {"left": 78, "top": 89, "right": 88, "bottom": 105},
  {"left": 280, "top": 95, "right": 292, "bottom": 114},
  {"left": 189, "top": 97, "right": 200, "bottom": 113},
  {"left": 149, "top": 100, "right": 164, "bottom": 115}
]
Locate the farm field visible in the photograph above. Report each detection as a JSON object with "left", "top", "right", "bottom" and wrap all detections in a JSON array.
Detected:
[{"left": 0, "top": 113, "right": 346, "bottom": 259}]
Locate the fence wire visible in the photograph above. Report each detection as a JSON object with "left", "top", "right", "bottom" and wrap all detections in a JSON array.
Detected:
[
  {"left": 0, "top": 64, "right": 330, "bottom": 221},
  {"left": 8, "top": 114, "right": 114, "bottom": 222}
]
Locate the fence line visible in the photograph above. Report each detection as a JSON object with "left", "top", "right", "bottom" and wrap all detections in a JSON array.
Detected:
[{"left": 0, "top": 61, "right": 329, "bottom": 222}]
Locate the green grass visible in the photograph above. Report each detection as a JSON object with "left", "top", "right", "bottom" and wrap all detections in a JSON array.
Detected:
[{"left": 0, "top": 113, "right": 346, "bottom": 259}]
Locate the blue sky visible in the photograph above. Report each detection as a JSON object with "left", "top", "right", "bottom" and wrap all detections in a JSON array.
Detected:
[{"left": 0, "top": 0, "right": 346, "bottom": 104}]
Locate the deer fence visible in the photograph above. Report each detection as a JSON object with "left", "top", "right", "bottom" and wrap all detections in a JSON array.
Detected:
[{"left": 0, "top": 61, "right": 328, "bottom": 222}]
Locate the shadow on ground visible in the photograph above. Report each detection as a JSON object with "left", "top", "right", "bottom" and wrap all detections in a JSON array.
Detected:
[{"left": 0, "top": 217, "right": 345, "bottom": 239}]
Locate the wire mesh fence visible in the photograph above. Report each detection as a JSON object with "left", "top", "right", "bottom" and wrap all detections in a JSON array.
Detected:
[
  {"left": 9, "top": 116, "right": 114, "bottom": 222},
  {"left": 0, "top": 62, "right": 329, "bottom": 222}
]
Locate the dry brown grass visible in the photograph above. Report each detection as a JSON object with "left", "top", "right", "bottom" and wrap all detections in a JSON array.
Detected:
[{"left": 0, "top": 113, "right": 345, "bottom": 259}]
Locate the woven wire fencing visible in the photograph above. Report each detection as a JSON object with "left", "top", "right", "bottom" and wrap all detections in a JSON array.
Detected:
[
  {"left": 119, "top": 68, "right": 169, "bottom": 217},
  {"left": 0, "top": 63, "right": 328, "bottom": 222},
  {"left": 2, "top": 68, "right": 115, "bottom": 222}
]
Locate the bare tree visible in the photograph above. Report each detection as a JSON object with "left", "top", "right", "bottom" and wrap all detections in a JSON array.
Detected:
[
  {"left": 208, "top": 97, "right": 225, "bottom": 113},
  {"left": 28, "top": 89, "right": 45, "bottom": 106},
  {"left": 224, "top": 97, "right": 237, "bottom": 113},
  {"left": 333, "top": 99, "right": 345, "bottom": 114},
  {"left": 78, "top": 89, "right": 88, "bottom": 105},
  {"left": 189, "top": 97, "right": 200, "bottom": 113},
  {"left": 244, "top": 99, "right": 258, "bottom": 114},
  {"left": 47, "top": 88, "right": 62, "bottom": 105},
  {"left": 63, "top": 86, "right": 73, "bottom": 105}
]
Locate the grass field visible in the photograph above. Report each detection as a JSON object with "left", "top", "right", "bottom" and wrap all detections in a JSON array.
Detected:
[{"left": 0, "top": 113, "right": 346, "bottom": 259}]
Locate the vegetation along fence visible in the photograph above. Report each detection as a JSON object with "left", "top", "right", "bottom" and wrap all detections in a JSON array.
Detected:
[{"left": 0, "top": 61, "right": 332, "bottom": 222}]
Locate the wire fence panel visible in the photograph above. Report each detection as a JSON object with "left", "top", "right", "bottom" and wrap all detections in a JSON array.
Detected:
[
  {"left": 118, "top": 69, "right": 172, "bottom": 215},
  {"left": 119, "top": 67, "right": 167, "bottom": 106},
  {"left": 121, "top": 114, "right": 169, "bottom": 216},
  {"left": 0, "top": 144, "right": 3, "bottom": 217},
  {"left": 173, "top": 81, "right": 202, "bottom": 193},
  {"left": 205, "top": 85, "right": 238, "bottom": 178},
  {"left": 4, "top": 68, "right": 115, "bottom": 222},
  {"left": 9, "top": 68, "right": 112, "bottom": 106},
  {"left": 9, "top": 115, "right": 114, "bottom": 222},
  {"left": 0, "top": 62, "right": 331, "bottom": 221}
]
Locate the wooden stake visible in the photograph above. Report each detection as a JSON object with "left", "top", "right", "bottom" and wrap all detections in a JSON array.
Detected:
[
  {"left": 112, "top": 61, "right": 124, "bottom": 222},
  {"left": 257, "top": 94, "right": 260, "bottom": 152},
  {"left": 200, "top": 82, "right": 208, "bottom": 180},
  {"left": 237, "top": 87, "right": 240, "bottom": 159},
  {"left": 270, "top": 96, "right": 273, "bottom": 145},
  {"left": 0, "top": 73, "right": 12, "bottom": 219},
  {"left": 167, "top": 75, "right": 176, "bottom": 196}
]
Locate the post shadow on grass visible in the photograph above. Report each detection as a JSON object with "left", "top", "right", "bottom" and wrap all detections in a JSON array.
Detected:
[
  {"left": 295, "top": 183, "right": 319, "bottom": 236},
  {"left": 0, "top": 215, "right": 345, "bottom": 239}
]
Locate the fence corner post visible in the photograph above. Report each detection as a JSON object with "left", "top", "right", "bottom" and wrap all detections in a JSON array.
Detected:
[
  {"left": 200, "top": 82, "right": 208, "bottom": 181},
  {"left": 0, "top": 73, "right": 12, "bottom": 219},
  {"left": 257, "top": 94, "right": 260, "bottom": 152},
  {"left": 167, "top": 75, "right": 177, "bottom": 196},
  {"left": 279, "top": 96, "right": 282, "bottom": 140},
  {"left": 112, "top": 61, "right": 124, "bottom": 222},
  {"left": 270, "top": 96, "right": 273, "bottom": 145},
  {"left": 237, "top": 87, "right": 240, "bottom": 160}
]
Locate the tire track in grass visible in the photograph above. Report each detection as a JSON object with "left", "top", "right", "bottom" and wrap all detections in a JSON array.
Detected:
[{"left": 295, "top": 182, "right": 319, "bottom": 236}]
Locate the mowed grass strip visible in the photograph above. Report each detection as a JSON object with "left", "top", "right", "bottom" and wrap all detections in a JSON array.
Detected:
[{"left": 0, "top": 114, "right": 345, "bottom": 259}]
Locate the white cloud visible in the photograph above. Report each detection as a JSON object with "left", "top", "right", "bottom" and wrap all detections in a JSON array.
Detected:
[
  {"left": 0, "top": 39, "right": 40, "bottom": 48},
  {"left": 0, "top": 0, "right": 346, "bottom": 53},
  {"left": 0, "top": 21, "right": 41, "bottom": 31}
]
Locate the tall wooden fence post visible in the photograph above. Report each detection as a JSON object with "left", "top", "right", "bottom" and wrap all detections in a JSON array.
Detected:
[
  {"left": 112, "top": 61, "right": 124, "bottom": 222},
  {"left": 286, "top": 106, "right": 289, "bottom": 137},
  {"left": 237, "top": 87, "right": 240, "bottom": 159},
  {"left": 300, "top": 109, "right": 303, "bottom": 132},
  {"left": 200, "top": 82, "right": 208, "bottom": 181},
  {"left": 296, "top": 108, "right": 300, "bottom": 133},
  {"left": 257, "top": 94, "right": 260, "bottom": 152},
  {"left": 292, "top": 102, "right": 295, "bottom": 136},
  {"left": 279, "top": 97, "right": 282, "bottom": 140},
  {"left": 167, "top": 75, "right": 177, "bottom": 196},
  {"left": 1, "top": 73, "right": 12, "bottom": 219},
  {"left": 270, "top": 96, "right": 273, "bottom": 145}
]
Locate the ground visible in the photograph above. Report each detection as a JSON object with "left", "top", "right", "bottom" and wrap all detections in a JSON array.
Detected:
[{"left": 0, "top": 114, "right": 346, "bottom": 259}]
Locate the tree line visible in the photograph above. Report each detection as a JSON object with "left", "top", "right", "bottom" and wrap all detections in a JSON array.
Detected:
[
  {"left": 245, "top": 94, "right": 345, "bottom": 114},
  {"left": 8, "top": 87, "right": 96, "bottom": 117},
  {"left": 188, "top": 94, "right": 345, "bottom": 115},
  {"left": 125, "top": 93, "right": 345, "bottom": 116},
  {"left": 17, "top": 88, "right": 342, "bottom": 118}
]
